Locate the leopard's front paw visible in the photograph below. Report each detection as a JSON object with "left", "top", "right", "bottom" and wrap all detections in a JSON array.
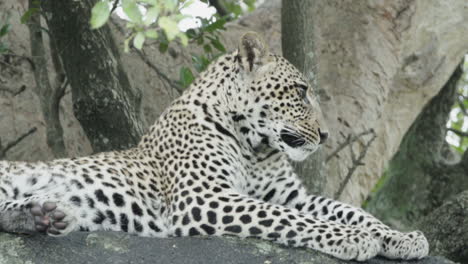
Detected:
[
  {"left": 379, "top": 230, "right": 429, "bottom": 260},
  {"left": 325, "top": 230, "right": 380, "bottom": 261}
]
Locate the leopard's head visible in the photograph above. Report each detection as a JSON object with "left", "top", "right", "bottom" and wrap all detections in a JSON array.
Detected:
[{"left": 234, "top": 32, "right": 328, "bottom": 161}]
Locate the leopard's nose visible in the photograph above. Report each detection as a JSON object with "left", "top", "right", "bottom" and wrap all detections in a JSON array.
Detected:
[{"left": 318, "top": 129, "right": 329, "bottom": 144}]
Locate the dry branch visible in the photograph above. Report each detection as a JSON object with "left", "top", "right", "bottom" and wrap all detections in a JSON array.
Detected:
[
  {"left": 109, "top": 18, "right": 183, "bottom": 96},
  {"left": 448, "top": 128, "right": 468, "bottom": 138},
  {"left": 0, "top": 84, "right": 26, "bottom": 96},
  {"left": 0, "top": 127, "right": 37, "bottom": 159},
  {"left": 110, "top": 0, "right": 119, "bottom": 13},
  {"left": 326, "top": 129, "right": 375, "bottom": 162},
  {"left": 209, "top": 0, "right": 229, "bottom": 17},
  {"left": 334, "top": 130, "right": 377, "bottom": 199}
]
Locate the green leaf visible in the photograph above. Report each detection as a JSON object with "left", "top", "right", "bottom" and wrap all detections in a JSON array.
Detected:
[
  {"left": 133, "top": 31, "right": 145, "bottom": 49},
  {"left": 0, "top": 42, "right": 8, "bottom": 54},
  {"left": 124, "top": 37, "right": 131, "bottom": 53},
  {"left": 192, "top": 54, "right": 210, "bottom": 72},
  {"left": 164, "top": 0, "right": 178, "bottom": 11},
  {"left": 210, "top": 38, "right": 226, "bottom": 52},
  {"left": 0, "top": 24, "right": 11, "bottom": 38},
  {"left": 204, "top": 18, "right": 227, "bottom": 33},
  {"left": 180, "top": 0, "right": 195, "bottom": 10},
  {"left": 138, "top": 0, "right": 157, "bottom": 4},
  {"left": 159, "top": 43, "right": 168, "bottom": 53},
  {"left": 144, "top": 6, "right": 160, "bottom": 26},
  {"left": 178, "top": 33, "right": 188, "bottom": 46},
  {"left": 145, "top": 29, "right": 158, "bottom": 39},
  {"left": 122, "top": 0, "right": 142, "bottom": 23},
  {"left": 224, "top": 2, "right": 243, "bottom": 17},
  {"left": 20, "top": 8, "right": 39, "bottom": 24},
  {"left": 243, "top": 0, "right": 256, "bottom": 11},
  {"left": 90, "top": 1, "right": 110, "bottom": 29},
  {"left": 159, "top": 16, "right": 179, "bottom": 41},
  {"left": 179, "top": 67, "right": 195, "bottom": 88},
  {"left": 203, "top": 44, "right": 212, "bottom": 53},
  {"left": 185, "top": 28, "right": 197, "bottom": 39}
]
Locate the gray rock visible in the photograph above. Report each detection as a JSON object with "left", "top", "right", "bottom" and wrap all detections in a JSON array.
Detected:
[
  {"left": 0, "top": 232, "right": 455, "bottom": 264},
  {"left": 419, "top": 190, "right": 468, "bottom": 263}
]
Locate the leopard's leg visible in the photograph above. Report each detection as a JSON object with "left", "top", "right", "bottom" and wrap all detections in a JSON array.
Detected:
[
  {"left": 0, "top": 160, "right": 57, "bottom": 202},
  {"left": 259, "top": 175, "right": 429, "bottom": 259},
  {"left": 171, "top": 191, "right": 380, "bottom": 261},
  {"left": 0, "top": 196, "right": 78, "bottom": 236},
  {"left": 0, "top": 158, "right": 170, "bottom": 238},
  {"left": 292, "top": 194, "right": 428, "bottom": 259},
  {"left": 248, "top": 157, "right": 428, "bottom": 260}
]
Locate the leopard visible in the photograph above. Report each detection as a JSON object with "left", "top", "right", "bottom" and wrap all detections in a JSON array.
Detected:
[{"left": 0, "top": 32, "right": 429, "bottom": 261}]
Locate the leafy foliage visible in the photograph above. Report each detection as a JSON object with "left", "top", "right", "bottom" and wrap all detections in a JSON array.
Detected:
[
  {"left": 446, "top": 58, "right": 468, "bottom": 153},
  {"left": 178, "top": 15, "right": 227, "bottom": 88},
  {"left": 199, "top": 0, "right": 255, "bottom": 19},
  {"left": 91, "top": 0, "right": 191, "bottom": 52},
  {"left": 89, "top": 0, "right": 255, "bottom": 89}
]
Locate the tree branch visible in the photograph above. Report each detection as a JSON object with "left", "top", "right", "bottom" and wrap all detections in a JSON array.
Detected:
[
  {"left": 3, "top": 53, "right": 35, "bottom": 69},
  {"left": 110, "top": 0, "right": 120, "bottom": 13},
  {"left": 109, "top": 18, "right": 183, "bottom": 96},
  {"left": 0, "top": 84, "right": 27, "bottom": 96},
  {"left": 27, "top": 0, "right": 67, "bottom": 157},
  {"left": 135, "top": 48, "right": 184, "bottom": 95},
  {"left": 448, "top": 127, "right": 468, "bottom": 138},
  {"left": 326, "top": 129, "right": 375, "bottom": 162},
  {"left": 334, "top": 130, "right": 377, "bottom": 199},
  {"left": 457, "top": 95, "right": 468, "bottom": 116},
  {"left": 208, "top": 0, "right": 229, "bottom": 17},
  {"left": 0, "top": 127, "right": 38, "bottom": 159}
]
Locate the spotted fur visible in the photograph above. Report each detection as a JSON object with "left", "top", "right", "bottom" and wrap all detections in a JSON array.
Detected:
[{"left": 0, "top": 32, "right": 428, "bottom": 261}]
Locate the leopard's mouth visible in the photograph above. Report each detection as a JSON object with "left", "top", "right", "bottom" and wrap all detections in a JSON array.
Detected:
[{"left": 280, "top": 129, "right": 306, "bottom": 148}]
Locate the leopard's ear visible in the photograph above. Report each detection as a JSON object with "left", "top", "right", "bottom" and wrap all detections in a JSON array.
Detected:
[{"left": 237, "top": 32, "right": 270, "bottom": 72}]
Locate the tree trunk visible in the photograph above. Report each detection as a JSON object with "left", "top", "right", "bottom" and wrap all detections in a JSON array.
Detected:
[
  {"left": 365, "top": 62, "right": 468, "bottom": 228},
  {"left": 274, "top": 0, "right": 468, "bottom": 205},
  {"left": 26, "top": 0, "right": 67, "bottom": 158},
  {"left": 40, "top": 0, "right": 145, "bottom": 153},
  {"left": 281, "top": 0, "right": 326, "bottom": 195}
]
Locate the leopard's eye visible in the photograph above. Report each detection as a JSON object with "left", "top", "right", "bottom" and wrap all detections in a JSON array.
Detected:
[{"left": 297, "top": 84, "right": 309, "bottom": 104}]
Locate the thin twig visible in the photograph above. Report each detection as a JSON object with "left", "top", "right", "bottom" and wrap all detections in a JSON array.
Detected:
[
  {"left": 109, "top": 17, "right": 183, "bottom": 96},
  {"left": 326, "top": 129, "right": 375, "bottom": 162},
  {"left": 0, "top": 127, "right": 38, "bottom": 158},
  {"left": 135, "top": 48, "right": 184, "bottom": 95},
  {"left": 457, "top": 95, "right": 468, "bottom": 116},
  {"left": 208, "top": 0, "right": 229, "bottom": 17},
  {"left": 0, "top": 84, "right": 27, "bottom": 96},
  {"left": 334, "top": 130, "right": 377, "bottom": 199},
  {"left": 2, "top": 54, "right": 34, "bottom": 69},
  {"left": 448, "top": 128, "right": 468, "bottom": 138},
  {"left": 0, "top": 60, "right": 22, "bottom": 74},
  {"left": 110, "top": 0, "right": 120, "bottom": 13}
]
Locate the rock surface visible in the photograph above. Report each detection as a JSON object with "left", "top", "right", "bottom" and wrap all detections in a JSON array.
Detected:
[
  {"left": 419, "top": 190, "right": 468, "bottom": 263},
  {"left": 0, "top": 232, "right": 456, "bottom": 264}
]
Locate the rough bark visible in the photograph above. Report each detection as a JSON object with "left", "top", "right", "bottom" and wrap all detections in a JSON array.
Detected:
[
  {"left": 281, "top": 0, "right": 326, "bottom": 194},
  {"left": 365, "top": 62, "right": 468, "bottom": 228},
  {"left": 40, "top": 0, "right": 145, "bottom": 153},
  {"left": 311, "top": 0, "right": 468, "bottom": 204},
  {"left": 418, "top": 190, "right": 468, "bottom": 263}
]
